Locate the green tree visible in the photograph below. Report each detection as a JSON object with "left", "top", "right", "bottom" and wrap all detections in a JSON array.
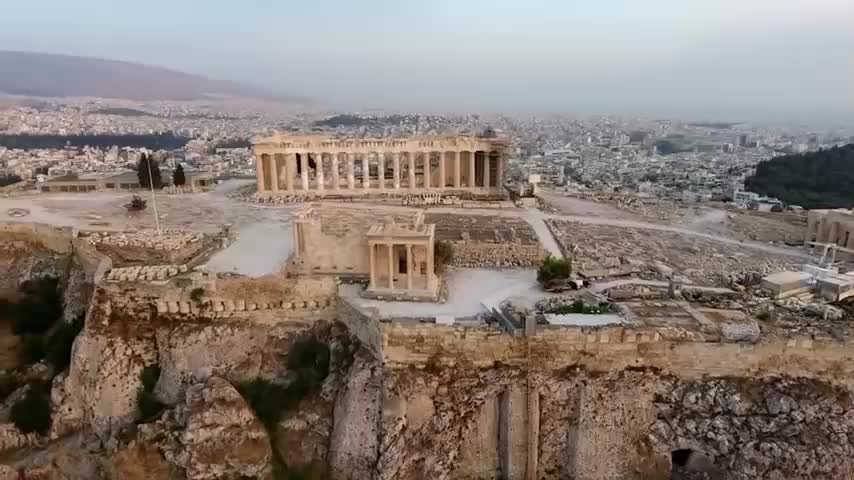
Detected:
[
  {"left": 136, "top": 153, "right": 163, "bottom": 189},
  {"left": 173, "top": 164, "right": 186, "bottom": 187},
  {"left": 537, "top": 256, "right": 572, "bottom": 284}
]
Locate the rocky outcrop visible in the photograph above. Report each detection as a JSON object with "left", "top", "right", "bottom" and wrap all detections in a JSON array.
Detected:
[
  {"left": 0, "top": 423, "right": 41, "bottom": 453},
  {"left": 329, "top": 354, "right": 382, "bottom": 480},
  {"left": 182, "top": 377, "right": 272, "bottom": 480},
  {"left": 109, "top": 441, "right": 181, "bottom": 480},
  {"left": 651, "top": 376, "right": 854, "bottom": 479},
  {"left": 155, "top": 322, "right": 308, "bottom": 405},
  {"left": 59, "top": 328, "right": 156, "bottom": 440}
]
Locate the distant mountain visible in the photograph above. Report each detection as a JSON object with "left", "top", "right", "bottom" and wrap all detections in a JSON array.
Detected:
[
  {"left": 0, "top": 50, "right": 287, "bottom": 101},
  {"left": 745, "top": 144, "right": 854, "bottom": 209}
]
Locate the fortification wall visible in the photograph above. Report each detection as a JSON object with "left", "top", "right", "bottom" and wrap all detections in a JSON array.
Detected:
[
  {"left": 376, "top": 319, "right": 852, "bottom": 383},
  {"left": 99, "top": 273, "right": 338, "bottom": 324}
]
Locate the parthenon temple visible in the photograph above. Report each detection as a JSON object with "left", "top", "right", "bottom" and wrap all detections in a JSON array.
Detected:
[{"left": 252, "top": 133, "right": 508, "bottom": 196}]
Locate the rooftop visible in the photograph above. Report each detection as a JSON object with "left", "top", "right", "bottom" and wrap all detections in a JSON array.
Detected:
[{"left": 367, "top": 223, "right": 434, "bottom": 239}]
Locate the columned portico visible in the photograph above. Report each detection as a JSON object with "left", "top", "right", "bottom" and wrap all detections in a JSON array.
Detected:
[
  {"left": 253, "top": 134, "right": 507, "bottom": 198},
  {"left": 365, "top": 222, "right": 438, "bottom": 300}
]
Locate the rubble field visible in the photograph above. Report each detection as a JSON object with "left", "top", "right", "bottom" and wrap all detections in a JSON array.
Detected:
[
  {"left": 426, "top": 212, "right": 540, "bottom": 244},
  {"left": 548, "top": 219, "right": 800, "bottom": 287}
]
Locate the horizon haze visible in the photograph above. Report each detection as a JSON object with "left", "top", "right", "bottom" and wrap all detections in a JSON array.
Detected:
[{"left": 1, "top": 0, "right": 852, "bottom": 121}]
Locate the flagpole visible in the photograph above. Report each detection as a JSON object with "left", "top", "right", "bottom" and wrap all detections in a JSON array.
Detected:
[{"left": 146, "top": 155, "right": 161, "bottom": 234}]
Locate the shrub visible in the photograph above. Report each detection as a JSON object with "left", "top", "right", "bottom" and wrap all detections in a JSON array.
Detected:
[
  {"left": 545, "top": 300, "right": 612, "bottom": 315},
  {"left": 537, "top": 256, "right": 572, "bottom": 284},
  {"left": 287, "top": 338, "right": 330, "bottom": 392},
  {"left": 238, "top": 379, "right": 293, "bottom": 428},
  {"left": 137, "top": 365, "right": 165, "bottom": 422},
  {"left": 433, "top": 241, "right": 454, "bottom": 274},
  {"left": 189, "top": 287, "right": 205, "bottom": 304},
  {"left": 239, "top": 338, "right": 331, "bottom": 429},
  {"left": 44, "top": 316, "right": 84, "bottom": 372},
  {"left": 125, "top": 195, "right": 147, "bottom": 212},
  {"left": 11, "top": 382, "right": 51, "bottom": 435}
]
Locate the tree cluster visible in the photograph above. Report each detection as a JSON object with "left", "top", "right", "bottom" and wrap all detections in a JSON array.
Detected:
[
  {"left": 136, "top": 153, "right": 163, "bottom": 189},
  {"left": 744, "top": 144, "right": 854, "bottom": 209},
  {"left": 172, "top": 164, "right": 186, "bottom": 187},
  {"left": 537, "top": 256, "right": 572, "bottom": 284}
]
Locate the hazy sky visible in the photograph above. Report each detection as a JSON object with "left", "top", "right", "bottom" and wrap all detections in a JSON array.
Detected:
[{"left": 2, "top": 0, "right": 852, "bottom": 119}]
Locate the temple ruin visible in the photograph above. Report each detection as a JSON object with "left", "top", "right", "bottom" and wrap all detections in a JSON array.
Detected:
[{"left": 252, "top": 133, "right": 508, "bottom": 197}]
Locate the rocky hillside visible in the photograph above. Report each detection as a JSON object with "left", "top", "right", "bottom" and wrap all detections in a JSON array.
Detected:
[{"left": 2, "top": 223, "right": 854, "bottom": 480}]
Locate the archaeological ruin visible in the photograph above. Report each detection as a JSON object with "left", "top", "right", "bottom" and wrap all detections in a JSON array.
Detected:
[
  {"left": 2, "top": 178, "right": 854, "bottom": 480},
  {"left": 252, "top": 133, "right": 508, "bottom": 197}
]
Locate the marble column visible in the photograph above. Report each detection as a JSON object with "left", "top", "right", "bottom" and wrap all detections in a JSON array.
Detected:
[
  {"left": 408, "top": 153, "right": 416, "bottom": 189},
  {"left": 316, "top": 154, "right": 324, "bottom": 192},
  {"left": 388, "top": 244, "right": 394, "bottom": 289},
  {"left": 439, "top": 151, "right": 446, "bottom": 188},
  {"left": 377, "top": 153, "right": 385, "bottom": 190},
  {"left": 286, "top": 154, "right": 296, "bottom": 192},
  {"left": 496, "top": 153, "right": 504, "bottom": 190},
  {"left": 830, "top": 222, "right": 839, "bottom": 246},
  {"left": 347, "top": 153, "right": 356, "bottom": 189},
  {"left": 331, "top": 153, "right": 339, "bottom": 190},
  {"left": 270, "top": 154, "right": 279, "bottom": 192},
  {"left": 406, "top": 244, "right": 413, "bottom": 290},
  {"left": 469, "top": 151, "right": 477, "bottom": 188},
  {"left": 362, "top": 154, "right": 370, "bottom": 190},
  {"left": 369, "top": 244, "right": 376, "bottom": 289},
  {"left": 393, "top": 153, "right": 401, "bottom": 189},
  {"left": 256, "top": 155, "right": 265, "bottom": 192},
  {"left": 300, "top": 154, "right": 309, "bottom": 191},
  {"left": 453, "top": 151, "right": 461, "bottom": 188},
  {"left": 424, "top": 152, "right": 431, "bottom": 189},
  {"left": 483, "top": 152, "right": 490, "bottom": 189}
]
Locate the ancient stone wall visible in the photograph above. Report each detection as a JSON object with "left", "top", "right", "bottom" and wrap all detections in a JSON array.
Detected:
[
  {"left": 99, "top": 273, "right": 338, "bottom": 324},
  {"left": 449, "top": 242, "right": 545, "bottom": 268}
]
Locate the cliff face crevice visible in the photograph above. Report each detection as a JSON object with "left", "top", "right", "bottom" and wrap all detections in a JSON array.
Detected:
[{"left": 650, "top": 376, "right": 854, "bottom": 480}]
